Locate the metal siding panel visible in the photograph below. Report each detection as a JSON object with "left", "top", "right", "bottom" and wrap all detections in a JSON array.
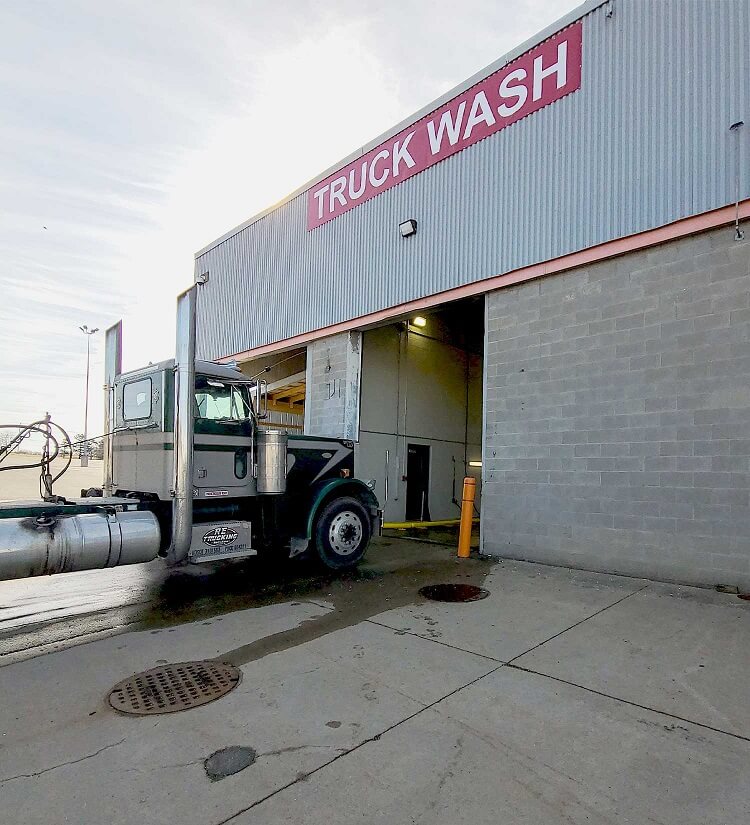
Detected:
[{"left": 196, "top": 0, "right": 750, "bottom": 360}]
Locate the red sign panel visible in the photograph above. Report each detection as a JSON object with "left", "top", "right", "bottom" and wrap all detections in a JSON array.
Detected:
[{"left": 307, "top": 21, "right": 583, "bottom": 230}]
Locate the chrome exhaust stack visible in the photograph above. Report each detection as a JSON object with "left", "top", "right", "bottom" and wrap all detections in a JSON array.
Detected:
[
  {"left": 0, "top": 286, "right": 198, "bottom": 582},
  {"left": 102, "top": 321, "right": 122, "bottom": 497},
  {"left": 166, "top": 286, "right": 196, "bottom": 566}
]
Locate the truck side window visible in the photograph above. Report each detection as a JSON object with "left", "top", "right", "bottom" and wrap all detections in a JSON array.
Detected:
[{"left": 123, "top": 378, "right": 153, "bottom": 421}]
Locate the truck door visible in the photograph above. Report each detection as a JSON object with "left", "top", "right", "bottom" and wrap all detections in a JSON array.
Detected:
[{"left": 193, "top": 376, "right": 254, "bottom": 497}]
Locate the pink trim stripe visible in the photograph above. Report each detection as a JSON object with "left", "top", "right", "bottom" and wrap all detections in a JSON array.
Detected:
[{"left": 218, "top": 200, "right": 749, "bottom": 363}]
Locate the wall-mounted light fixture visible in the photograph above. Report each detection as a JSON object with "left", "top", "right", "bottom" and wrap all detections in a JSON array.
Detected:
[
  {"left": 411, "top": 316, "right": 427, "bottom": 328},
  {"left": 468, "top": 460, "right": 482, "bottom": 468},
  {"left": 399, "top": 219, "right": 417, "bottom": 238}
]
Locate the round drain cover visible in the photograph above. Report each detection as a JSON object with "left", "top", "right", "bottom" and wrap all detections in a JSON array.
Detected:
[
  {"left": 108, "top": 661, "right": 241, "bottom": 715},
  {"left": 419, "top": 583, "right": 489, "bottom": 603}
]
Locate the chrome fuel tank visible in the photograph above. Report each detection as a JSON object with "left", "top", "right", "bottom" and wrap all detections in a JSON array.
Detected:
[{"left": 0, "top": 510, "right": 160, "bottom": 581}]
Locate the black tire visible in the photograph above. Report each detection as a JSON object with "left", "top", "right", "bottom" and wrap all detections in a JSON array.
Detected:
[{"left": 313, "top": 496, "right": 372, "bottom": 570}]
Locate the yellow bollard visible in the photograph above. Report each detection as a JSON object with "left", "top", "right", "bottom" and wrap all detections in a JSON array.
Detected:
[{"left": 457, "top": 476, "right": 476, "bottom": 558}]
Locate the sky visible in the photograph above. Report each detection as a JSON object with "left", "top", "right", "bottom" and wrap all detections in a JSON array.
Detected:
[{"left": 1, "top": 0, "right": 578, "bottom": 440}]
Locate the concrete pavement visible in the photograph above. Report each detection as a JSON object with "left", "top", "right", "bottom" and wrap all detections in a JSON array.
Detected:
[{"left": 0, "top": 537, "right": 748, "bottom": 824}]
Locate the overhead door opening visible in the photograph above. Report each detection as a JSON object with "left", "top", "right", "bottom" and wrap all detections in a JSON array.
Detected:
[{"left": 355, "top": 296, "right": 484, "bottom": 528}]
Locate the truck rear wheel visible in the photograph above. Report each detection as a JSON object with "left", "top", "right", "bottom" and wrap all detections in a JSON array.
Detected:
[{"left": 313, "top": 496, "right": 371, "bottom": 570}]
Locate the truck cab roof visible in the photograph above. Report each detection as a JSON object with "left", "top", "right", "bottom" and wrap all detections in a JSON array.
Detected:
[{"left": 118, "top": 359, "right": 248, "bottom": 383}]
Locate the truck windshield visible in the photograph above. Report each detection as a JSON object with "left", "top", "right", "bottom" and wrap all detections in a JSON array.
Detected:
[{"left": 194, "top": 376, "right": 252, "bottom": 421}]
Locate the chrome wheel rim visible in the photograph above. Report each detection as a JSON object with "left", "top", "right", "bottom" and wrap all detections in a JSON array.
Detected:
[{"left": 328, "top": 511, "right": 363, "bottom": 556}]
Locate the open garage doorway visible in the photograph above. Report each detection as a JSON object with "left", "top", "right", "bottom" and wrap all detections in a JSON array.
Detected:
[{"left": 355, "top": 296, "right": 484, "bottom": 528}]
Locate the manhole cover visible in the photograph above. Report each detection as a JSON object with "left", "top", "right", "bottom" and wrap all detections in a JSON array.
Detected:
[
  {"left": 419, "top": 583, "right": 489, "bottom": 602},
  {"left": 107, "top": 661, "right": 241, "bottom": 715}
]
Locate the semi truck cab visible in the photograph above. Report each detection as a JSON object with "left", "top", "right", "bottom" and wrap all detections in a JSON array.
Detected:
[
  {"left": 0, "top": 287, "right": 380, "bottom": 581},
  {"left": 108, "top": 357, "right": 379, "bottom": 569}
]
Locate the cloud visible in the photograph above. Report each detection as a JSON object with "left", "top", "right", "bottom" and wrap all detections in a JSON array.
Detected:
[{"left": 0, "top": 0, "right": 578, "bottom": 440}]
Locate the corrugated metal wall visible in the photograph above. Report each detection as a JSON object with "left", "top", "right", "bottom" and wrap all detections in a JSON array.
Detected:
[{"left": 195, "top": 0, "right": 749, "bottom": 361}]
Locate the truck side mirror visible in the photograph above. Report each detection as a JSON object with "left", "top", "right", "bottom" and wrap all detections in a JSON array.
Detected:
[{"left": 255, "top": 379, "right": 269, "bottom": 419}]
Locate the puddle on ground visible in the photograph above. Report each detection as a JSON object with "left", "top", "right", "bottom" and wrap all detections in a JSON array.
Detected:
[
  {"left": 1, "top": 537, "right": 494, "bottom": 665},
  {"left": 209, "top": 542, "right": 495, "bottom": 668},
  {"left": 419, "top": 583, "right": 490, "bottom": 602}
]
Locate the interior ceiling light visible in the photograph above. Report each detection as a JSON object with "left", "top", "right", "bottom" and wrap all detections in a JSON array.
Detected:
[
  {"left": 469, "top": 460, "right": 482, "bottom": 467},
  {"left": 399, "top": 219, "right": 417, "bottom": 237},
  {"left": 412, "top": 316, "right": 427, "bottom": 328}
]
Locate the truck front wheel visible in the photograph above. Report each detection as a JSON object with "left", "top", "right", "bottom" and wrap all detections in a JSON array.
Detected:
[{"left": 313, "top": 496, "right": 371, "bottom": 570}]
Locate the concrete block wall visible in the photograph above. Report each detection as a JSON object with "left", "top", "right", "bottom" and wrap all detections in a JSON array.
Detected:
[
  {"left": 482, "top": 223, "right": 750, "bottom": 589},
  {"left": 304, "top": 331, "right": 361, "bottom": 440}
]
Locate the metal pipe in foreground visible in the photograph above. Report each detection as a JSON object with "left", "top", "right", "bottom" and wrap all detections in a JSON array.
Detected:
[{"left": 166, "top": 286, "right": 196, "bottom": 566}]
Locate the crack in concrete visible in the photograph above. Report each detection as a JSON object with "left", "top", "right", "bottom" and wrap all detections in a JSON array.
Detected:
[
  {"left": 366, "top": 583, "right": 650, "bottom": 670},
  {"left": 374, "top": 583, "right": 750, "bottom": 743},
  {"left": 505, "top": 583, "right": 651, "bottom": 664},
  {"left": 211, "top": 579, "right": 747, "bottom": 823},
  {"left": 366, "top": 618, "right": 504, "bottom": 664},
  {"left": 427, "top": 733, "right": 464, "bottom": 813},
  {"left": 260, "top": 744, "right": 348, "bottom": 758},
  {"left": 372, "top": 579, "right": 750, "bottom": 746},
  {"left": 507, "top": 663, "right": 750, "bottom": 744},
  {"left": 211, "top": 665, "right": 504, "bottom": 825},
  {"left": 0, "top": 737, "right": 127, "bottom": 784},
  {"left": 122, "top": 758, "right": 204, "bottom": 774}
]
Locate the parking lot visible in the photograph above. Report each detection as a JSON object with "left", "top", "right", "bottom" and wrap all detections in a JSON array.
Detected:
[
  {"left": 0, "top": 457, "right": 104, "bottom": 501},
  {"left": 0, "top": 535, "right": 747, "bottom": 824}
]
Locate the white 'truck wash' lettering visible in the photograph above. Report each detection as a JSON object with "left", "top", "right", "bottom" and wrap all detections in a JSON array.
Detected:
[
  {"left": 368, "top": 150, "right": 390, "bottom": 187},
  {"left": 533, "top": 41, "right": 568, "bottom": 101},
  {"left": 307, "top": 21, "right": 583, "bottom": 228},
  {"left": 427, "top": 102, "right": 467, "bottom": 154},
  {"left": 498, "top": 69, "right": 528, "bottom": 117},
  {"left": 313, "top": 184, "right": 329, "bottom": 219},
  {"left": 392, "top": 132, "right": 416, "bottom": 176},
  {"left": 329, "top": 176, "right": 347, "bottom": 211},
  {"left": 462, "top": 91, "right": 496, "bottom": 140},
  {"left": 348, "top": 162, "right": 367, "bottom": 199}
]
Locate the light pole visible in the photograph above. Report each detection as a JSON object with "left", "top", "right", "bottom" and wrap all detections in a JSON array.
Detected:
[{"left": 79, "top": 325, "right": 99, "bottom": 467}]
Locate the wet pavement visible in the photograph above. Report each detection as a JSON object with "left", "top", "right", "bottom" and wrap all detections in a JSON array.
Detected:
[
  {"left": 0, "top": 534, "right": 485, "bottom": 665},
  {"left": 0, "top": 460, "right": 478, "bottom": 665}
]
